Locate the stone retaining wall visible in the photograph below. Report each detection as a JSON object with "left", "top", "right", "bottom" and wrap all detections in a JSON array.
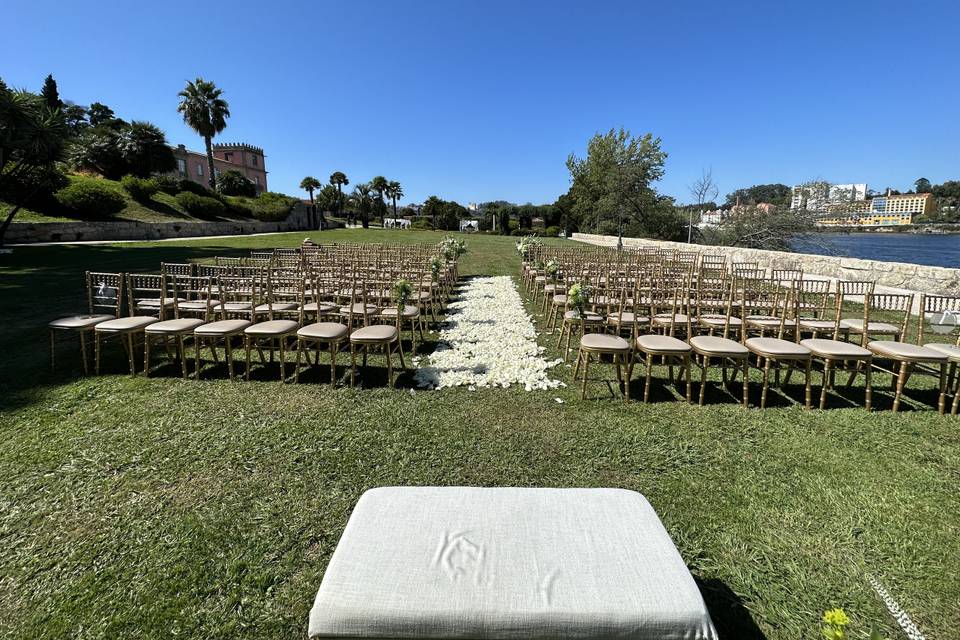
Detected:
[
  {"left": 571, "top": 233, "right": 959, "bottom": 296},
  {"left": 8, "top": 204, "right": 318, "bottom": 244}
]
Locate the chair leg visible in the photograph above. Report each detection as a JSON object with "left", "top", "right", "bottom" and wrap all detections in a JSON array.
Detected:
[
  {"left": 245, "top": 336, "right": 252, "bottom": 381},
  {"left": 820, "top": 359, "right": 832, "bottom": 409},
  {"left": 279, "top": 337, "right": 286, "bottom": 382},
  {"left": 892, "top": 361, "right": 908, "bottom": 412},
  {"left": 581, "top": 351, "right": 589, "bottom": 400},
  {"left": 79, "top": 330, "right": 89, "bottom": 375},
  {"left": 938, "top": 362, "right": 948, "bottom": 415},
  {"left": 864, "top": 359, "right": 872, "bottom": 411},
  {"left": 226, "top": 339, "right": 235, "bottom": 382},
  {"left": 387, "top": 341, "right": 395, "bottom": 388},
  {"left": 144, "top": 334, "right": 151, "bottom": 377},
  {"left": 179, "top": 336, "right": 188, "bottom": 379},
  {"left": 804, "top": 358, "right": 812, "bottom": 409},
  {"left": 331, "top": 342, "right": 338, "bottom": 384},
  {"left": 127, "top": 333, "right": 136, "bottom": 376},
  {"left": 684, "top": 356, "right": 692, "bottom": 402},
  {"left": 350, "top": 343, "right": 357, "bottom": 388},
  {"left": 699, "top": 356, "right": 709, "bottom": 406},
  {"left": 49, "top": 329, "right": 56, "bottom": 372},
  {"left": 643, "top": 353, "right": 653, "bottom": 402},
  {"left": 742, "top": 358, "right": 750, "bottom": 408},
  {"left": 195, "top": 336, "right": 202, "bottom": 380},
  {"left": 398, "top": 334, "right": 406, "bottom": 370},
  {"left": 760, "top": 358, "right": 771, "bottom": 409}
]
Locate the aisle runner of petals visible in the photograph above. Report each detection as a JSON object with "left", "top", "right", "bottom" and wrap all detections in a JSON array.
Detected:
[{"left": 414, "top": 276, "right": 563, "bottom": 391}]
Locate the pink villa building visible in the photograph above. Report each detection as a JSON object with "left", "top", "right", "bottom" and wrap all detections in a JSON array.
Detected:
[{"left": 172, "top": 142, "right": 268, "bottom": 193}]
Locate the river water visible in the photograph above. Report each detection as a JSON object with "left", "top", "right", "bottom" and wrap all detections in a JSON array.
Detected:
[{"left": 791, "top": 232, "right": 960, "bottom": 269}]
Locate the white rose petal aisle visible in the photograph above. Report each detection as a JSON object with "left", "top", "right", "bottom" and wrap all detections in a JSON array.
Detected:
[{"left": 414, "top": 276, "right": 564, "bottom": 391}]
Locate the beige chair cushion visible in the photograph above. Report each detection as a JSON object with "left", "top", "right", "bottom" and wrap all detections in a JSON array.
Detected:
[
  {"left": 800, "top": 338, "right": 871, "bottom": 359},
  {"left": 698, "top": 314, "right": 742, "bottom": 327},
  {"left": 839, "top": 319, "right": 899, "bottom": 333},
  {"left": 745, "top": 315, "right": 781, "bottom": 328},
  {"left": 298, "top": 322, "right": 349, "bottom": 340},
  {"left": 302, "top": 302, "right": 337, "bottom": 313},
  {"left": 551, "top": 294, "right": 568, "bottom": 306},
  {"left": 689, "top": 335, "right": 749, "bottom": 357},
  {"left": 177, "top": 299, "right": 218, "bottom": 311},
  {"left": 868, "top": 340, "right": 947, "bottom": 362},
  {"left": 245, "top": 320, "right": 299, "bottom": 336},
  {"left": 95, "top": 316, "right": 158, "bottom": 333},
  {"left": 652, "top": 313, "right": 692, "bottom": 325},
  {"left": 255, "top": 302, "right": 299, "bottom": 313},
  {"left": 136, "top": 298, "right": 181, "bottom": 310},
  {"left": 924, "top": 342, "right": 960, "bottom": 361},
  {"left": 745, "top": 337, "right": 811, "bottom": 358},
  {"left": 379, "top": 304, "right": 420, "bottom": 318},
  {"left": 145, "top": 318, "right": 205, "bottom": 335},
  {"left": 351, "top": 324, "right": 398, "bottom": 343},
  {"left": 580, "top": 333, "right": 630, "bottom": 351},
  {"left": 564, "top": 310, "right": 604, "bottom": 323},
  {"left": 635, "top": 334, "right": 691, "bottom": 353},
  {"left": 194, "top": 319, "right": 251, "bottom": 336},
  {"left": 798, "top": 319, "right": 837, "bottom": 332},
  {"left": 339, "top": 303, "right": 379, "bottom": 316},
  {"left": 607, "top": 311, "right": 649, "bottom": 325},
  {"left": 222, "top": 301, "right": 254, "bottom": 312},
  {"left": 49, "top": 314, "right": 114, "bottom": 330}
]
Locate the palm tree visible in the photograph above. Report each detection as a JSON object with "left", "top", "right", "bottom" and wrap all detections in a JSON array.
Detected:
[
  {"left": 386, "top": 180, "right": 403, "bottom": 221},
  {"left": 371, "top": 175, "right": 388, "bottom": 224},
  {"left": 351, "top": 183, "right": 374, "bottom": 229},
  {"left": 300, "top": 176, "right": 322, "bottom": 229},
  {"left": 177, "top": 78, "right": 230, "bottom": 189},
  {"left": 329, "top": 171, "right": 348, "bottom": 216}
]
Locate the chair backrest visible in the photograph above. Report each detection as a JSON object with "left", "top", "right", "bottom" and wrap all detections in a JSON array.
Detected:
[
  {"left": 740, "top": 277, "right": 793, "bottom": 340},
  {"left": 215, "top": 275, "right": 259, "bottom": 322},
  {"left": 863, "top": 292, "right": 913, "bottom": 345},
  {"left": 161, "top": 262, "right": 194, "bottom": 277},
  {"left": 169, "top": 275, "right": 214, "bottom": 320},
  {"left": 86, "top": 271, "right": 124, "bottom": 318},
  {"left": 918, "top": 294, "right": 960, "bottom": 345},
  {"left": 126, "top": 273, "right": 165, "bottom": 319}
]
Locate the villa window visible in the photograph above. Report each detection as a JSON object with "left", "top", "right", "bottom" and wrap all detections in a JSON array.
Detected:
[
  {"left": 251, "top": 155, "right": 258, "bottom": 167},
  {"left": 176, "top": 158, "right": 186, "bottom": 176},
  {"left": 224, "top": 153, "right": 233, "bottom": 162},
  {"left": 197, "top": 163, "right": 203, "bottom": 176}
]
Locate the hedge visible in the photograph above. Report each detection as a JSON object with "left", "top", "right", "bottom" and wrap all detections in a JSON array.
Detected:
[
  {"left": 55, "top": 179, "right": 126, "bottom": 218},
  {"left": 120, "top": 175, "right": 158, "bottom": 202},
  {"left": 176, "top": 191, "right": 226, "bottom": 218}
]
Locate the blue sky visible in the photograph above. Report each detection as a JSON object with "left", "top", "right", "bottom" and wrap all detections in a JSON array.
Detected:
[{"left": 6, "top": 0, "right": 959, "bottom": 205}]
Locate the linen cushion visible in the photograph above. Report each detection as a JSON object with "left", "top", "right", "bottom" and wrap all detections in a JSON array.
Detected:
[
  {"left": 689, "top": 335, "right": 749, "bottom": 357},
  {"left": 299, "top": 322, "right": 349, "bottom": 340},
  {"left": 579, "top": 333, "right": 630, "bottom": 351},
  {"left": 94, "top": 316, "right": 158, "bottom": 333},
  {"left": 635, "top": 334, "right": 691, "bottom": 353},
  {"left": 144, "top": 318, "right": 205, "bottom": 335},
  {"left": 49, "top": 314, "right": 114, "bottom": 330},
  {"left": 308, "top": 487, "right": 717, "bottom": 640},
  {"left": 800, "top": 338, "right": 871, "bottom": 359},
  {"left": 924, "top": 342, "right": 960, "bottom": 361},
  {"left": 867, "top": 340, "right": 947, "bottom": 362},
  {"left": 350, "top": 325, "right": 398, "bottom": 342},
  {"left": 745, "top": 337, "right": 810, "bottom": 358}
]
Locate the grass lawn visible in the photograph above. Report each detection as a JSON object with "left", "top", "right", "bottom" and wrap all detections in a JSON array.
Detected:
[{"left": 0, "top": 229, "right": 957, "bottom": 639}]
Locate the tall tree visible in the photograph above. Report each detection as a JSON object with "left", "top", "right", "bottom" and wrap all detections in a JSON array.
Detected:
[
  {"left": 687, "top": 167, "right": 718, "bottom": 242},
  {"left": 86, "top": 102, "right": 115, "bottom": 127},
  {"left": 914, "top": 177, "right": 932, "bottom": 193},
  {"left": 385, "top": 180, "right": 403, "bottom": 219},
  {"left": 566, "top": 128, "right": 670, "bottom": 241},
  {"left": 116, "top": 120, "right": 176, "bottom": 177},
  {"left": 176, "top": 78, "right": 230, "bottom": 189},
  {"left": 300, "top": 176, "right": 322, "bottom": 228},
  {"left": 724, "top": 183, "right": 792, "bottom": 207},
  {"left": 422, "top": 195, "right": 443, "bottom": 229},
  {"left": 40, "top": 74, "right": 62, "bottom": 110},
  {"left": 0, "top": 85, "right": 69, "bottom": 245},
  {"left": 370, "top": 175, "right": 388, "bottom": 223},
  {"left": 329, "top": 171, "right": 348, "bottom": 216},
  {"left": 350, "top": 182, "right": 374, "bottom": 228}
]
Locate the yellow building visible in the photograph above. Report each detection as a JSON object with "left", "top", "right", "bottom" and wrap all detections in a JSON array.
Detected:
[{"left": 816, "top": 193, "right": 934, "bottom": 226}]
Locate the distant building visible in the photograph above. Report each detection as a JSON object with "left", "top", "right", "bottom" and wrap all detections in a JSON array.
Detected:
[
  {"left": 817, "top": 192, "right": 934, "bottom": 226},
  {"left": 791, "top": 183, "right": 866, "bottom": 211},
  {"left": 172, "top": 142, "right": 268, "bottom": 193}
]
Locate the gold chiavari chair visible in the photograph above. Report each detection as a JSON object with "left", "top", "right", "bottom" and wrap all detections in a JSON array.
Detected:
[
  {"left": 48, "top": 271, "right": 124, "bottom": 375},
  {"left": 688, "top": 275, "right": 751, "bottom": 407},
  {"left": 193, "top": 276, "right": 256, "bottom": 381},
  {"left": 143, "top": 275, "right": 211, "bottom": 379},
  {"left": 917, "top": 294, "right": 960, "bottom": 415},
  {"left": 863, "top": 292, "right": 948, "bottom": 414},
  {"left": 630, "top": 272, "right": 693, "bottom": 403},
  {"left": 93, "top": 274, "right": 161, "bottom": 375}
]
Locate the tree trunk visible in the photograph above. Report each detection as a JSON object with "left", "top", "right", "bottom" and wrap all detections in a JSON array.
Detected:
[
  {"left": 204, "top": 136, "right": 216, "bottom": 189},
  {"left": 0, "top": 202, "right": 25, "bottom": 248}
]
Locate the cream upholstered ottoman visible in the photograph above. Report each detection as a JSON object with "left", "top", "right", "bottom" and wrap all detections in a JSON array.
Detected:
[{"left": 308, "top": 487, "right": 717, "bottom": 639}]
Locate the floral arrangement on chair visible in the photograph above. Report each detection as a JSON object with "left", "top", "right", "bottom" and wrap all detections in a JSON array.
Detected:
[
  {"left": 568, "top": 282, "right": 591, "bottom": 318},
  {"left": 430, "top": 256, "right": 443, "bottom": 280},
  {"left": 515, "top": 234, "right": 541, "bottom": 258},
  {"left": 545, "top": 259, "right": 559, "bottom": 281},
  {"left": 393, "top": 278, "right": 413, "bottom": 312},
  {"left": 441, "top": 236, "right": 467, "bottom": 261}
]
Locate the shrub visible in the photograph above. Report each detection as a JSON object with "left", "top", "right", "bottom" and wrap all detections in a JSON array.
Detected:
[
  {"left": 216, "top": 170, "right": 257, "bottom": 197},
  {"left": 223, "top": 197, "right": 254, "bottom": 218},
  {"left": 154, "top": 175, "right": 180, "bottom": 195},
  {"left": 249, "top": 191, "right": 298, "bottom": 222},
  {"left": 411, "top": 218, "right": 434, "bottom": 230},
  {"left": 178, "top": 179, "right": 218, "bottom": 198},
  {"left": 55, "top": 178, "right": 126, "bottom": 218},
  {"left": 120, "top": 175, "right": 158, "bottom": 202},
  {"left": 545, "top": 225, "right": 560, "bottom": 237},
  {"left": 176, "top": 191, "right": 225, "bottom": 218},
  {"left": 510, "top": 227, "right": 525, "bottom": 236}
]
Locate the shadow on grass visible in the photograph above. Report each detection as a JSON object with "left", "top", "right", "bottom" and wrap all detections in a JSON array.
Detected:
[{"left": 696, "top": 577, "right": 767, "bottom": 639}]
